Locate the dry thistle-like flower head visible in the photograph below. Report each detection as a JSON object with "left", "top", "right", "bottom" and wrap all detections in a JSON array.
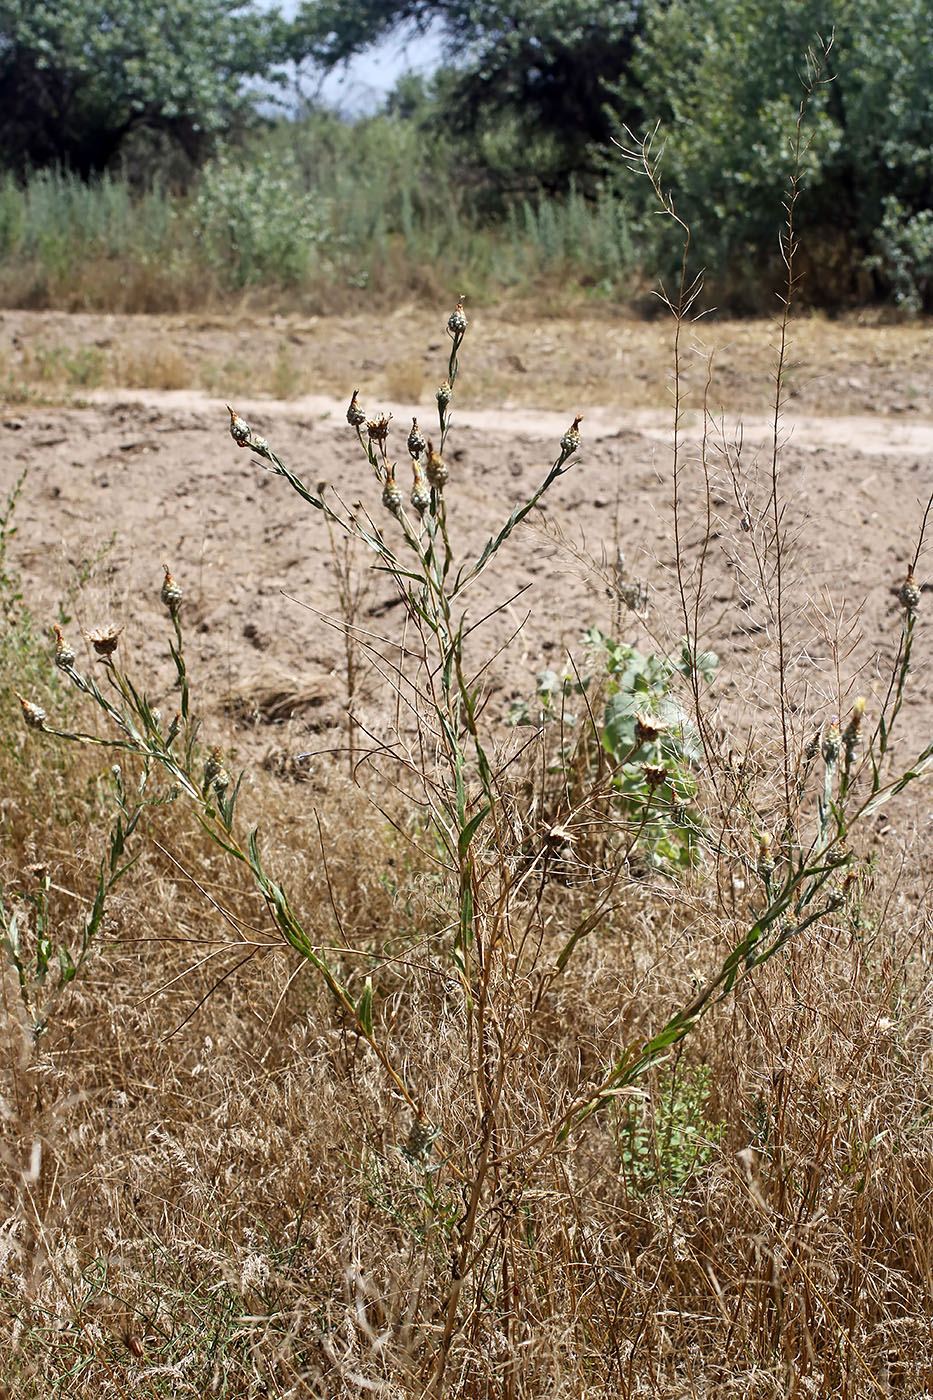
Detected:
[
  {"left": 86, "top": 625, "right": 122, "bottom": 659},
  {"left": 898, "top": 567, "right": 921, "bottom": 615},
  {"left": 382, "top": 467, "right": 403, "bottom": 517},
  {"left": 346, "top": 389, "right": 367, "bottom": 427},
  {"left": 402, "top": 1116, "right": 438, "bottom": 1166},
  {"left": 160, "top": 563, "right": 183, "bottom": 615},
  {"left": 17, "top": 694, "right": 46, "bottom": 731},
  {"left": 843, "top": 696, "right": 866, "bottom": 761},
  {"left": 635, "top": 711, "right": 666, "bottom": 747},
  {"left": 559, "top": 414, "right": 583, "bottom": 458},
  {"left": 756, "top": 831, "right": 775, "bottom": 881},
  {"left": 425, "top": 441, "right": 448, "bottom": 489},
  {"left": 821, "top": 718, "right": 841, "bottom": 770},
  {"left": 203, "top": 745, "right": 230, "bottom": 797},
  {"left": 226, "top": 404, "right": 251, "bottom": 447},
  {"left": 51, "top": 623, "right": 75, "bottom": 670},
  {"left": 410, "top": 461, "right": 430, "bottom": 516},
  {"left": 367, "top": 412, "right": 392, "bottom": 449},
  {"left": 643, "top": 763, "right": 667, "bottom": 790},
  {"left": 407, "top": 417, "right": 427, "bottom": 459},
  {"left": 447, "top": 295, "right": 468, "bottom": 336}
]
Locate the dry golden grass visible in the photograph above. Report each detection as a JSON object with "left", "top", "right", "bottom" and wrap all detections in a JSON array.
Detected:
[{"left": 2, "top": 273, "right": 932, "bottom": 1400}]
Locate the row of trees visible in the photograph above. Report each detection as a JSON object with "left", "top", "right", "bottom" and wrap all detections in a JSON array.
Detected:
[{"left": 1, "top": 0, "right": 931, "bottom": 305}]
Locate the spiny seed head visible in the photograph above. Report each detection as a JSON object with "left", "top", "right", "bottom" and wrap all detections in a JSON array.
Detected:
[
  {"left": 635, "top": 711, "right": 666, "bottom": 747},
  {"left": 757, "top": 831, "right": 775, "bottom": 880},
  {"left": 425, "top": 441, "right": 448, "bottom": 489},
  {"left": 407, "top": 417, "right": 427, "bottom": 458},
  {"left": 226, "top": 404, "right": 251, "bottom": 447},
  {"left": 559, "top": 414, "right": 583, "bottom": 458},
  {"left": 18, "top": 694, "right": 46, "bottom": 730},
  {"left": 447, "top": 296, "right": 468, "bottom": 336},
  {"left": 643, "top": 763, "right": 667, "bottom": 789},
  {"left": 410, "top": 461, "right": 431, "bottom": 516},
  {"left": 804, "top": 730, "right": 821, "bottom": 762},
  {"left": 382, "top": 469, "right": 403, "bottom": 517},
  {"left": 52, "top": 624, "right": 75, "bottom": 670},
  {"left": 822, "top": 718, "right": 841, "bottom": 770},
  {"left": 346, "top": 389, "right": 367, "bottom": 427},
  {"left": 367, "top": 412, "right": 392, "bottom": 449},
  {"left": 436, "top": 380, "right": 452, "bottom": 409},
  {"left": 161, "top": 563, "right": 183, "bottom": 614},
  {"left": 86, "top": 625, "right": 122, "bottom": 659},
  {"left": 898, "top": 568, "right": 920, "bottom": 615}
]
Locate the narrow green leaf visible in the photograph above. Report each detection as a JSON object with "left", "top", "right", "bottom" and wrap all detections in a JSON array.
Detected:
[{"left": 356, "top": 977, "right": 373, "bottom": 1037}]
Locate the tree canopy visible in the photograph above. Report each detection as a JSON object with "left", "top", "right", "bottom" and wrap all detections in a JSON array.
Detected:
[{"left": 0, "top": 0, "right": 287, "bottom": 175}]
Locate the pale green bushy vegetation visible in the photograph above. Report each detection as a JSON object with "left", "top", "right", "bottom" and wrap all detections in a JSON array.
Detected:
[{"left": 0, "top": 119, "right": 641, "bottom": 314}]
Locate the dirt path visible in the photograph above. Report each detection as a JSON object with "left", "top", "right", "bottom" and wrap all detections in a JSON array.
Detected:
[
  {"left": 82, "top": 386, "right": 933, "bottom": 459},
  {"left": 2, "top": 313, "right": 932, "bottom": 836}
]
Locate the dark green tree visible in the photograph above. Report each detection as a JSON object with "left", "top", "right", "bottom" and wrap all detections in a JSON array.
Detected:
[
  {"left": 0, "top": 0, "right": 289, "bottom": 176},
  {"left": 624, "top": 0, "right": 933, "bottom": 303},
  {"left": 290, "top": 0, "right": 643, "bottom": 189}
]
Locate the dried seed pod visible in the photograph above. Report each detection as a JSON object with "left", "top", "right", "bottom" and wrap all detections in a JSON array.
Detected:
[
  {"left": 435, "top": 380, "right": 452, "bottom": 410},
  {"left": 86, "top": 625, "right": 122, "bottom": 658},
  {"left": 346, "top": 389, "right": 367, "bottom": 427},
  {"left": 642, "top": 764, "right": 667, "bottom": 789},
  {"left": 635, "top": 711, "right": 666, "bottom": 747},
  {"left": 367, "top": 413, "right": 392, "bottom": 449},
  {"left": 407, "top": 417, "right": 427, "bottom": 458}
]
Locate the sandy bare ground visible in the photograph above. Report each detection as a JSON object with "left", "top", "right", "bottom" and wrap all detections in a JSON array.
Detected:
[{"left": 1, "top": 312, "right": 931, "bottom": 845}]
